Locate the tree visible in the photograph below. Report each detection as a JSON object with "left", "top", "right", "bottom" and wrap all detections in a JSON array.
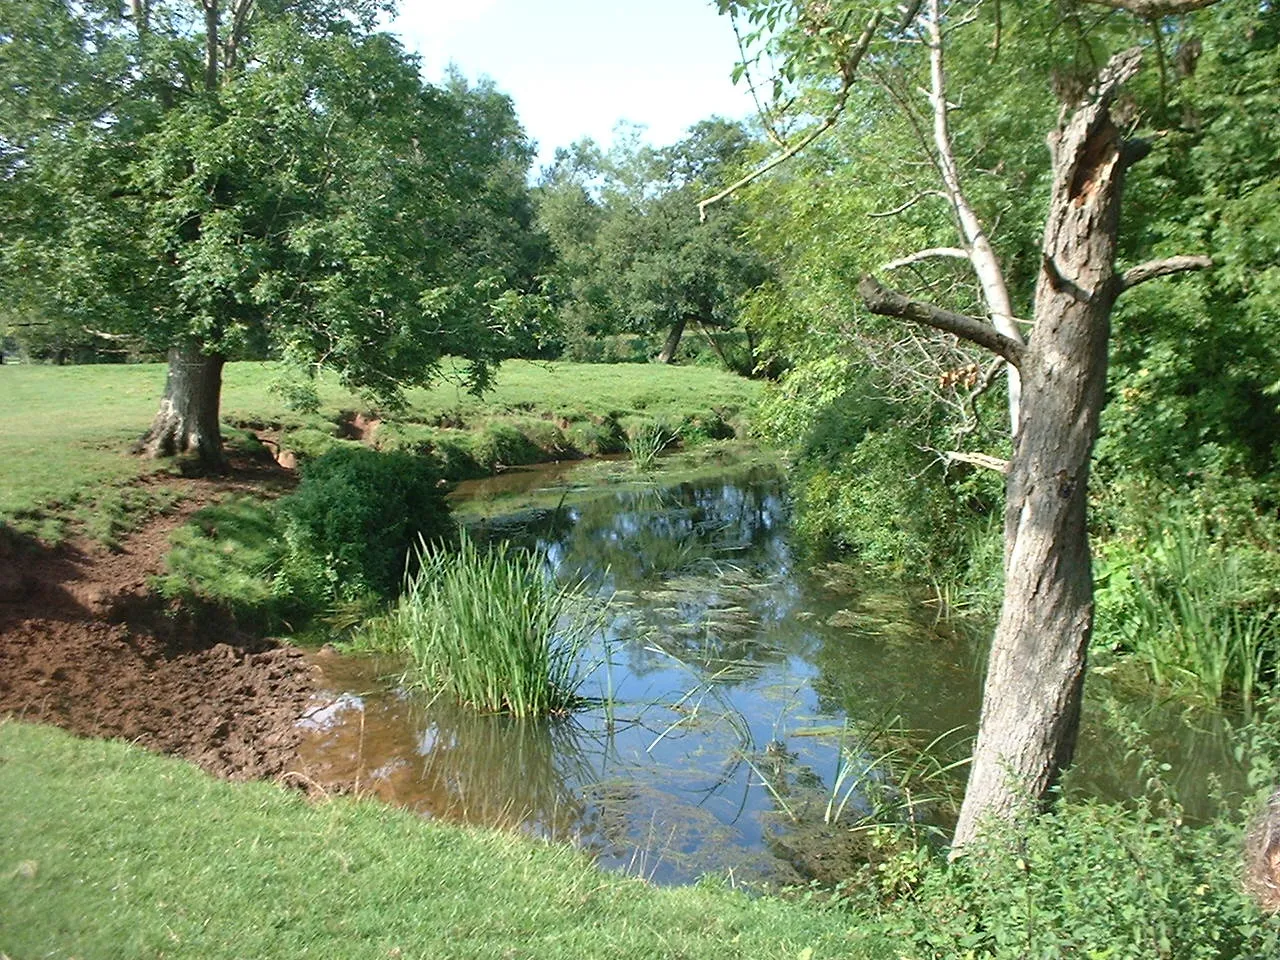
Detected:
[
  {"left": 715, "top": 0, "right": 1239, "bottom": 847},
  {"left": 537, "top": 120, "right": 768, "bottom": 368},
  {"left": 0, "top": 0, "right": 543, "bottom": 467}
]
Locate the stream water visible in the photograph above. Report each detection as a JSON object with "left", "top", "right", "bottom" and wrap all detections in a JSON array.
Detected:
[{"left": 297, "top": 456, "right": 1246, "bottom": 886}]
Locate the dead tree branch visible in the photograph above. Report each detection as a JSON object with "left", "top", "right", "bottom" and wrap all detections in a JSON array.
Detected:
[
  {"left": 884, "top": 247, "right": 971, "bottom": 271},
  {"left": 868, "top": 191, "right": 947, "bottom": 217},
  {"left": 921, "top": 0, "right": 1024, "bottom": 429},
  {"left": 944, "top": 450, "right": 1010, "bottom": 473},
  {"left": 1118, "top": 254, "right": 1213, "bottom": 292},
  {"left": 859, "top": 275, "right": 1026, "bottom": 367}
]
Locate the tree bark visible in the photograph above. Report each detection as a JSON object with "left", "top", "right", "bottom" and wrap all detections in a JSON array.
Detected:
[
  {"left": 136, "top": 346, "right": 227, "bottom": 470},
  {"left": 657, "top": 317, "right": 689, "bottom": 364},
  {"left": 950, "top": 49, "right": 1144, "bottom": 849}
]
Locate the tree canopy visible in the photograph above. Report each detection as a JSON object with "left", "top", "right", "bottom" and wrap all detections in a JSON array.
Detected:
[
  {"left": 536, "top": 119, "right": 769, "bottom": 367},
  {"left": 1, "top": 0, "right": 547, "bottom": 460}
]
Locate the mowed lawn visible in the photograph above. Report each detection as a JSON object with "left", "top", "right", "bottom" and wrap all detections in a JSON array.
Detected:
[
  {"left": 0, "top": 721, "right": 876, "bottom": 960},
  {"left": 0, "top": 360, "right": 761, "bottom": 534}
]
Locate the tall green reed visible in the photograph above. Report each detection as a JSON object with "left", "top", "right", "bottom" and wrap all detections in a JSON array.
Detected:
[
  {"left": 1096, "top": 514, "right": 1279, "bottom": 714},
  {"left": 626, "top": 420, "right": 678, "bottom": 471},
  {"left": 360, "top": 533, "right": 603, "bottom": 718}
]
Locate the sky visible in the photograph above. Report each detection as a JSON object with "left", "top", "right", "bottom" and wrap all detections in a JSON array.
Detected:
[{"left": 390, "top": 0, "right": 759, "bottom": 173}]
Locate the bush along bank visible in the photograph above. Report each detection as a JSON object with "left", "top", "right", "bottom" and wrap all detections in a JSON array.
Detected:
[{"left": 156, "top": 446, "right": 452, "bottom": 633}]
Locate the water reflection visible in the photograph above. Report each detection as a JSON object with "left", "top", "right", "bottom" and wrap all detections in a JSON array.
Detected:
[
  {"left": 298, "top": 657, "right": 593, "bottom": 838},
  {"left": 298, "top": 461, "right": 1245, "bottom": 885}
]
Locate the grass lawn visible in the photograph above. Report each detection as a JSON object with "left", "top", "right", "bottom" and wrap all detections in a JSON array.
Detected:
[
  {"left": 0, "top": 360, "right": 761, "bottom": 541},
  {"left": 0, "top": 721, "right": 878, "bottom": 960}
]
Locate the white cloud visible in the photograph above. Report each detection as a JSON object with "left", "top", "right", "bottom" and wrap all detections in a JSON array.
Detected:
[
  {"left": 389, "top": 0, "right": 757, "bottom": 166},
  {"left": 392, "top": 0, "right": 502, "bottom": 66}
]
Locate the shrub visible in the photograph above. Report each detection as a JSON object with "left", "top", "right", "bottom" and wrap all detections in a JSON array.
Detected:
[
  {"left": 843, "top": 798, "right": 1279, "bottom": 959},
  {"left": 280, "top": 446, "right": 451, "bottom": 599},
  {"left": 358, "top": 534, "right": 602, "bottom": 717},
  {"left": 567, "top": 417, "right": 626, "bottom": 455},
  {"left": 471, "top": 421, "right": 541, "bottom": 472}
]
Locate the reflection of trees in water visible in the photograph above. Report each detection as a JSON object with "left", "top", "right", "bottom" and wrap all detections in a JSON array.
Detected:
[
  {"left": 537, "top": 469, "right": 805, "bottom": 674},
  {"left": 803, "top": 573, "right": 982, "bottom": 737},
  {"left": 538, "top": 468, "right": 790, "bottom": 586},
  {"left": 409, "top": 704, "right": 598, "bottom": 840}
]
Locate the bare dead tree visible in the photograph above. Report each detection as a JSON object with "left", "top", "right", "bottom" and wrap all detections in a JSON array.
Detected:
[
  {"left": 862, "top": 44, "right": 1211, "bottom": 846},
  {"left": 700, "top": 0, "right": 1219, "bottom": 849}
]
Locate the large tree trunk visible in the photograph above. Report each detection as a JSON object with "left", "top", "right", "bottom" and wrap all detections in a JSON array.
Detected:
[
  {"left": 657, "top": 317, "right": 689, "bottom": 364},
  {"left": 136, "top": 346, "right": 227, "bottom": 470},
  {"left": 951, "top": 51, "right": 1144, "bottom": 848}
]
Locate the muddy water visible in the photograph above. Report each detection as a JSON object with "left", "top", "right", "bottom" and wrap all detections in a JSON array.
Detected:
[{"left": 297, "top": 460, "right": 1245, "bottom": 886}]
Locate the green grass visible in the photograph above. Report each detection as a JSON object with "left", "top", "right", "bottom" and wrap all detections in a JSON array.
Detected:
[
  {"left": 1095, "top": 512, "right": 1280, "bottom": 713},
  {"left": 0, "top": 721, "right": 874, "bottom": 960},
  {"left": 0, "top": 360, "right": 761, "bottom": 540},
  {"left": 358, "top": 535, "right": 602, "bottom": 718},
  {"left": 4, "top": 720, "right": 1276, "bottom": 959},
  {"left": 153, "top": 496, "right": 300, "bottom": 626},
  {"left": 0, "top": 364, "right": 171, "bottom": 539}
]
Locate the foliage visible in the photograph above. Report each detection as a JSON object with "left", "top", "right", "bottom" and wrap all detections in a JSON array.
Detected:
[
  {"left": 757, "top": 354, "right": 1002, "bottom": 586},
  {"left": 730, "top": 1, "right": 1280, "bottom": 715},
  {"left": 1094, "top": 503, "right": 1280, "bottom": 713},
  {"left": 818, "top": 703, "right": 1280, "bottom": 958},
  {"left": 280, "top": 446, "right": 451, "bottom": 600},
  {"left": 834, "top": 795, "right": 1279, "bottom": 959},
  {"left": 0, "top": 0, "right": 548, "bottom": 432},
  {"left": 357, "top": 535, "right": 601, "bottom": 718},
  {"left": 536, "top": 120, "right": 770, "bottom": 369}
]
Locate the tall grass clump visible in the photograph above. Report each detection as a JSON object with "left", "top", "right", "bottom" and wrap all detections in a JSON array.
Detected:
[
  {"left": 626, "top": 419, "right": 678, "bottom": 471},
  {"left": 1095, "top": 510, "right": 1280, "bottom": 713},
  {"left": 361, "top": 534, "right": 601, "bottom": 718}
]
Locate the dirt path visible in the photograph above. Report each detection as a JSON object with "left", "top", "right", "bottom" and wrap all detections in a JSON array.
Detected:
[{"left": 0, "top": 457, "right": 320, "bottom": 781}]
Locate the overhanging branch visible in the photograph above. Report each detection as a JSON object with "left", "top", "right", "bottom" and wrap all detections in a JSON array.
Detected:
[
  {"left": 697, "top": 12, "right": 884, "bottom": 221},
  {"left": 1118, "top": 254, "right": 1213, "bottom": 292},
  {"left": 859, "top": 275, "right": 1026, "bottom": 368},
  {"left": 1083, "top": 0, "right": 1221, "bottom": 17}
]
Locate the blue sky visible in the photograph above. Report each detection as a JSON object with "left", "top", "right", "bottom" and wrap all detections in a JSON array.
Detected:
[{"left": 390, "top": 0, "right": 758, "bottom": 172}]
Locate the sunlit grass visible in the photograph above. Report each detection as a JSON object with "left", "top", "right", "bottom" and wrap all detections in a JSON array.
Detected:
[
  {"left": 0, "top": 360, "right": 760, "bottom": 540},
  {"left": 0, "top": 721, "right": 873, "bottom": 960}
]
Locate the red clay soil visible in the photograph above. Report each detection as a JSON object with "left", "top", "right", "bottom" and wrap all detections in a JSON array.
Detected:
[{"left": 0, "top": 455, "right": 320, "bottom": 781}]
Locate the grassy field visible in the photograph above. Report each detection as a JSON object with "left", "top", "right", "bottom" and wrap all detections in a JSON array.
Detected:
[
  {"left": 0, "top": 721, "right": 874, "bottom": 960},
  {"left": 0, "top": 360, "right": 761, "bottom": 541}
]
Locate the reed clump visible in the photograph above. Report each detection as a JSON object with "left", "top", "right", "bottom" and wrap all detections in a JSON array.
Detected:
[
  {"left": 1095, "top": 513, "right": 1280, "bottom": 713},
  {"left": 360, "top": 534, "right": 600, "bottom": 718},
  {"left": 626, "top": 419, "right": 678, "bottom": 471}
]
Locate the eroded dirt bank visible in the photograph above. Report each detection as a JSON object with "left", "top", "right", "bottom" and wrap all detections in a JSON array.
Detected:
[{"left": 0, "top": 459, "right": 318, "bottom": 781}]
